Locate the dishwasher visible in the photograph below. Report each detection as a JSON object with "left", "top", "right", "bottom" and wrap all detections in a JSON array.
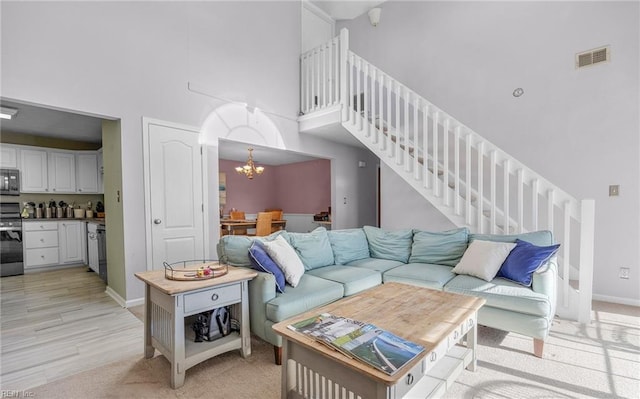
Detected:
[{"left": 87, "top": 223, "right": 107, "bottom": 283}]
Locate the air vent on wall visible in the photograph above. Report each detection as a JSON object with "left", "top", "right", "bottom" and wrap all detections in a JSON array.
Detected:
[{"left": 576, "top": 46, "right": 610, "bottom": 69}]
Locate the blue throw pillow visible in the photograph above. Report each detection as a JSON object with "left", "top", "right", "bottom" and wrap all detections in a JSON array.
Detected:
[
  {"left": 248, "top": 240, "right": 286, "bottom": 293},
  {"left": 496, "top": 239, "right": 560, "bottom": 286}
]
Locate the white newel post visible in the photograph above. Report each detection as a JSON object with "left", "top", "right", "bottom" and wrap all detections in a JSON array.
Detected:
[
  {"left": 578, "top": 199, "right": 596, "bottom": 323},
  {"left": 340, "top": 28, "right": 349, "bottom": 122}
]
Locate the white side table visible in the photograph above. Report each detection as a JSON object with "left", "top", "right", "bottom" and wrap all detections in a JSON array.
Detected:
[{"left": 135, "top": 266, "right": 257, "bottom": 388}]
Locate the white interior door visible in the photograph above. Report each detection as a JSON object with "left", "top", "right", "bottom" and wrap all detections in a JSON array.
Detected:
[{"left": 146, "top": 121, "right": 205, "bottom": 270}]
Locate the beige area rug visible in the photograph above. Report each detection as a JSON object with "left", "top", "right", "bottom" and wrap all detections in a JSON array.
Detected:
[{"left": 28, "top": 301, "right": 639, "bottom": 398}]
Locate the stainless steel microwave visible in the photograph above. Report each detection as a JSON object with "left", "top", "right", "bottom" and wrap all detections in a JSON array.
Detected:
[{"left": 0, "top": 168, "right": 20, "bottom": 195}]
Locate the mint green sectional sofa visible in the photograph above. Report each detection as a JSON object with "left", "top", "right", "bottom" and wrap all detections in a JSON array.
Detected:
[{"left": 217, "top": 226, "right": 557, "bottom": 364}]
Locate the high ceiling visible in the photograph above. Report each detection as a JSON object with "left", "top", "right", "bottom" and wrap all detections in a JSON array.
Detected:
[{"left": 0, "top": 1, "right": 379, "bottom": 157}]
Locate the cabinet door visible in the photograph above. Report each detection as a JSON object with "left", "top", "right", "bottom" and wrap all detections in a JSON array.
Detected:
[
  {"left": 0, "top": 144, "right": 19, "bottom": 168},
  {"left": 20, "top": 149, "right": 49, "bottom": 192},
  {"left": 59, "top": 221, "right": 85, "bottom": 264},
  {"left": 48, "top": 151, "right": 76, "bottom": 193},
  {"left": 76, "top": 152, "right": 99, "bottom": 193}
]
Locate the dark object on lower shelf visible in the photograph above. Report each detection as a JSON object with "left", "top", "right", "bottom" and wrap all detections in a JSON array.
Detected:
[{"left": 191, "top": 307, "right": 233, "bottom": 342}]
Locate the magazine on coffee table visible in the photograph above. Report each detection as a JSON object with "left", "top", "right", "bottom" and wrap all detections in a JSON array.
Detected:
[{"left": 288, "top": 313, "right": 424, "bottom": 375}]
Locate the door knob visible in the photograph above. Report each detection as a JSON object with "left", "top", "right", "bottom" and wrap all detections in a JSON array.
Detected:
[{"left": 154, "top": 219, "right": 162, "bottom": 225}]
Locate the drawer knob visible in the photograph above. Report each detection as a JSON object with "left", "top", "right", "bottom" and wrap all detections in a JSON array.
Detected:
[
  {"left": 454, "top": 331, "right": 459, "bottom": 339},
  {"left": 40, "top": 238, "right": 44, "bottom": 242},
  {"left": 468, "top": 319, "right": 474, "bottom": 327},
  {"left": 211, "top": 293, "right": 219, "bottom": 301},
  {"left": 430, "top": 352, "right": 437, "bottom": 362},
  {"left": 406, "top": 373, "right": 414, "bottom": 385}
]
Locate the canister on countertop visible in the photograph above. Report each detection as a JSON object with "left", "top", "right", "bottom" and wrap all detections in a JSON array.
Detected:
[
  {"left": 45, "top": 208, "right": 52, "bottom": 218},
  {"left": 66, "top": 207, "right": 73, "bottom": 218},
  {"left": 36, "top": 208, "right": 43, "bottom": 218},
  {"left": 56, "top": 207, "right": 64, "bottom": 218}
]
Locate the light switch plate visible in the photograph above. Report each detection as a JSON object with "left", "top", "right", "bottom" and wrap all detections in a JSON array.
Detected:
[{"left": 609, "top": 185, "right": 619, "bottom": 196}]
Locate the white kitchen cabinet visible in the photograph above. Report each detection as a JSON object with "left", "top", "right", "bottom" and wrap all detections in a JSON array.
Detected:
[
  {"left": 59, "top": 221, "right": 86, "bottom": 264},
  {"left": 23, "top": 221, "right": 59, "bottom": 269},
  {"left": 0, "top": 144, "right": 19, "bottom": 168},
  {"left": 20, "top": 148, "right": 49, "bottom": 192},
  {"left": 48, "top": 150, "right": 76, "bottom": 193},
  {"left": 76, "top": 151, "right": 99, "bottom": 193}
]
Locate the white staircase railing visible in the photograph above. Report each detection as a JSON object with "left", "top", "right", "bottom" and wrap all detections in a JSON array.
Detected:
[{"left": 299, "top": 29, "right": 595, "bottom": 323}]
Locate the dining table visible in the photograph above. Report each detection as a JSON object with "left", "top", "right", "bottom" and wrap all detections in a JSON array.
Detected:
[{"left": 220, "top": 219, "right": 287, "bottom": 235}]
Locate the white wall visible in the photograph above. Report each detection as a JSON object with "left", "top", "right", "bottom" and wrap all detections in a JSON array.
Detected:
[
  {"left": 338, "top": 1, "right": 640, "bottom": 304},
  {"left": 1, "top": 1, "right": 377, "bottom": 303}
]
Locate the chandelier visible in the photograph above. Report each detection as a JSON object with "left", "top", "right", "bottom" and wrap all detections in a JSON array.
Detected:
[{"left": 235, "top": 148, "right": 265, "bottom": 179}]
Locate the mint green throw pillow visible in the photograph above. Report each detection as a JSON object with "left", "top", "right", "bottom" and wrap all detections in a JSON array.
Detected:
[
  {"left": 327, "top": 228, "right": 370, "bottom": 265},
  {"left": 409, "top": 227, "right": 469, "bottom": 266},
  {"left": 218, "top": 230, "right": 289, "bottom": 267},
  {"left": 363, "top": 226, "right": 413, "bottom": 263},
  {"left": 288, "top": 227, "right": 335, "bottom": 270}
]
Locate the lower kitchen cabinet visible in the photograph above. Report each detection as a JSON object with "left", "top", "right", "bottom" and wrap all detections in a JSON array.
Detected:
[{"left": 23, "top": 220, "right": 87, "bottom": 270}]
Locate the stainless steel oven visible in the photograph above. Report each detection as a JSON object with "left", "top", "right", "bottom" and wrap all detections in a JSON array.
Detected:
[{"left": 0, "top": 202, "right": 24, "bottom": 276}]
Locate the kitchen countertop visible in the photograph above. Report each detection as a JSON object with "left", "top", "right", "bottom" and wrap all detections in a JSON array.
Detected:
[{"left": 23, "top": 218, "right": 105, "bottom": 225}]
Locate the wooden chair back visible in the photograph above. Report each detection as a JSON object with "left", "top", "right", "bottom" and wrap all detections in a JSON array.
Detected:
[
  {"left": 229, "top": 211, "right": 246, "bottom": 220},
  {"left": 255, "top": 212, "right": 273, "bottom": 237},
  {"left": 268, "top": 210, "right": 284, "bottom": 233}
]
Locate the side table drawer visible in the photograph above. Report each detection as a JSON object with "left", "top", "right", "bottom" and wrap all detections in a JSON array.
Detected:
[
  {"left": 389, "top": 358, "right": 424, "bottom": 398},
  {"left": 184, "top": 283, "right": 241, "bottom": 314},
  {"left": 423, "top": 338, "right": 449, "bottom": 375}
]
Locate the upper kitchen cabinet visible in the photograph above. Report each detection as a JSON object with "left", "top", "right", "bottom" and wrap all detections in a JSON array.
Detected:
[
  {"left": 20, "top": 148, "right": 49, "bottom": 192},
  {"left": 0, "top": 144, "right": 19, "bottom": 168},
  {"left": 76, "top": 151, "right": 99, "bottom": 193},
  {"left": 48, "top": 150, "right": 76, "bottom": 193}
]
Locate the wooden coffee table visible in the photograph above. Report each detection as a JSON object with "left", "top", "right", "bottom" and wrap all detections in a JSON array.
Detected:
[{"left": 272, "top": 282, "right": 485, "bottom": 399}]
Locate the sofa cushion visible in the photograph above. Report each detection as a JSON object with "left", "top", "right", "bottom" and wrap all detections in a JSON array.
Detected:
[
  {"left": 248, "top": 241, "right": 286, "bottom": 293},
  {"left": 363, "top": 226, "right": 413, "bottom": 263},
  {"left": 470, "top": 230, "right": 553, "bottom": 247},
  {"left": 444, "top": 274, "right": 553, "bottom": 317},
  {"left": 218, "top": 230, "right": 289, "bottom": 267},
  {"left": 452, "top": 240, "right": 516, "bottom": 281},
  {"left": 345, "top": 257, "right": 403, "bottom": 273},
  {"left": 327, "top": 228, "right": 370, "bottom": 264},
  {"left": 265, "top": 274, "right": 344, "bottom": 322},
  {"left": 497, "top": 239, "right": 561, "bottom": 286},
  {"left": 288, "top": 227, "right": 335, "bottom": 270},
  {"left": 307, "top": 266, "right": 382, "bottom": 296},
  {"left": 262, "top": 235, "right": 305, "bottom": 287},
  {"left": 409, "top": 227, "right": 469, "bottom": 266},
  {"left": 383, "top": 263, "right": 457, "bottom": 290}
]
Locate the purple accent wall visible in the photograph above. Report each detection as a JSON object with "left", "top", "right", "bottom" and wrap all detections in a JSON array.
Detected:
[{"left": 219, "top": 158, "right": 330, "bottom": 214}]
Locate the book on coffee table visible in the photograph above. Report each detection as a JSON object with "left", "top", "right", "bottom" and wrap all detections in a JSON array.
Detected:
[{"left": 288, "top": 313, "right": 424, "bottom": 375}]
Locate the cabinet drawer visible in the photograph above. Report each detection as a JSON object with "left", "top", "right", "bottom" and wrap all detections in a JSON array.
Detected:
[
  {"left": 389, "top": 356, "right": 424, "bottom": 398},
  {"left": 25, "top": 230, "right": 59, "bottom": 249},
  {"left": 461, "top": 313, "right": 477, "bottom": 336},
  {"left": 423, "top": 337, "right": 450, "bottom": 375},
  {"left": 183, "top": 284, "right": 241, "bottom": 314},
  {"left": 25, "top": 247, "right": 59, "bottom": 267},
  {"left": 24, "top": 221, "right": 58, "bottom": 231}
]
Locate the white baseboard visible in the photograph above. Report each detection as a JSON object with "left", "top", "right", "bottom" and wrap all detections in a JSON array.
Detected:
[
  {"left": 105, "top": 286, "right": 145, "bottom": 308},
  {"left": 593, "top": 294, "right": 640, "bottom": 307}
]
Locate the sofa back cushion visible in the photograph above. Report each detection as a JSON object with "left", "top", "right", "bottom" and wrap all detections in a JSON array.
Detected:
[
  {"left": 363, "top": 226, "right": 413, "bottom": 263},
  {"left": 409, "top": 227, "right": 469, "bottom": 266},
  {"left": 287, "top": 227, "right": 335, "bottom": 270},
  {"left": 217, "top": 230, "right": 288, "bottom": 267},
  {"left": 469, "top": 230, "right": 553, "bottom": 246},
  {"left": 327, "top": 228, "right": 370, "bottom": 265}
]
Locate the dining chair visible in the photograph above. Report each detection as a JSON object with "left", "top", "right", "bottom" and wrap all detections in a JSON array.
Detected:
[
  {"left": 229, "top": 211, "right": 247, "bottom": 235},
  {"left": 253, "top": 212, "right": 273, "bottom": 237},
  {"left": 266, "top": 209, "right": 284, "bottom": 233}
]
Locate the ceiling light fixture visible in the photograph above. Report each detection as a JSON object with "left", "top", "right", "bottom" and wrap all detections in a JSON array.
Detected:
[
  {"left": 368, "top": 8, "right": 382, "bottom": 27},
  {"left": 235, "top": 148, "right": 265, "bottom": 179},
  {"left": 0, "top": 107, "right": 18, "bottom": 120}
]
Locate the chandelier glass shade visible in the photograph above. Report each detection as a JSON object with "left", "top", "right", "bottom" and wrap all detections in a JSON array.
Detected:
[{"left": 235, "top": 148, "right": 265, "bottom": 179}]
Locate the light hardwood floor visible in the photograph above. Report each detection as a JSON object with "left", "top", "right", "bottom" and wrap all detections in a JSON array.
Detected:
[{"left": 0, "top": 266, "right": 143, "bottom": 391}]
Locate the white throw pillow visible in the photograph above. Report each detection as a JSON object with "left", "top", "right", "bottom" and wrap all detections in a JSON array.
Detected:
[
  {"left": 262, "top": 235, "right": 305, "bottom": 287},
  {"left": 452, "top": 240, "right": 517, "bottom": 281}
]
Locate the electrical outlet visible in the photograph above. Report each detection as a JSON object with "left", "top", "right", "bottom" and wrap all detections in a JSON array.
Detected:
[{"left": 619, "top": 267, "right": 630, "bottom": 279}]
